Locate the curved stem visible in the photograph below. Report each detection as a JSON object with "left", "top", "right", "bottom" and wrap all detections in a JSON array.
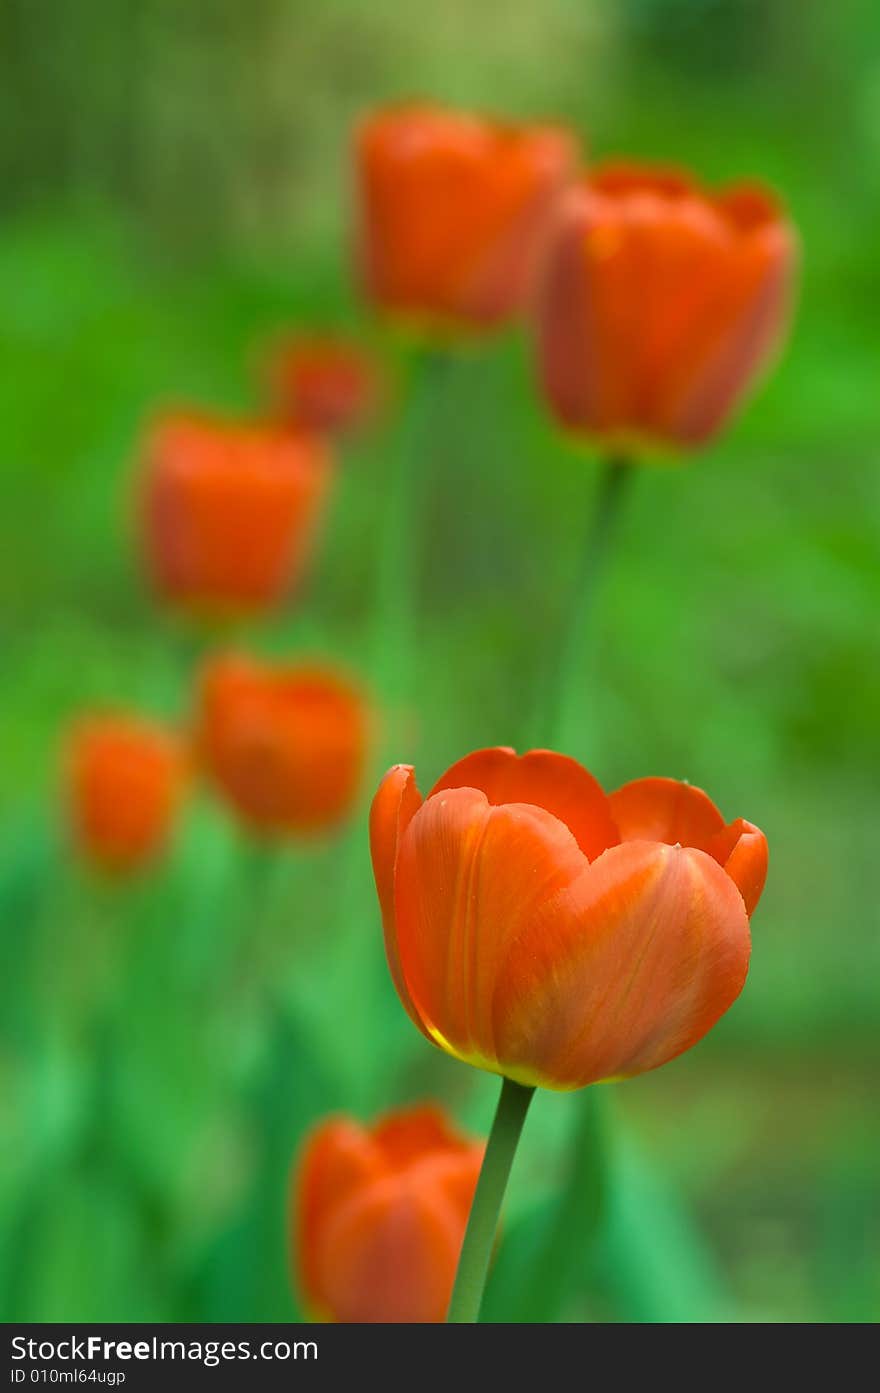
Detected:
[
  {"left": 511, "top": 454, "right": 631, "bottom": 1322},
  {"left": 447, "top": 1077, "right": 534, "bottom": 1323},
  {"left": 542, "top": 454, "right": 633, "bottom": 749}
]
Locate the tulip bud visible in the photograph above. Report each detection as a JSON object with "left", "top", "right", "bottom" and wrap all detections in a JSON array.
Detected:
[
  {"left": 139, "top": 413, "right": 331, "bottom": 616},
  {"left": 535, "top": 163, "right": 797, "bottom": 451},
  {"left": 295, "top": 1105, "right": 483, "bottom": 1323},
  {"left": 356, "top": 103, "right": 577, "bottom": 333},
  {"left": 265, "top": 334, "right": 384, "bottom": 439},
  {"left": 196, "top": 654, "right": 368, "bottom": 836},
  {"left": 66, "top": 716, "right": 186, "bottom": 874}
]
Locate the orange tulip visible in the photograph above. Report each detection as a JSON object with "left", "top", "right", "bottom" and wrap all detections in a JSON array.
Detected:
[
  {"left": 265, "top": 334, "right": 384, "bottom": 438},
  {"left": 195, "top": 654, "right": 368, "bottom": 836},
  {"left": 295, "top": 1104, "right": 483, "bottom": 1323},
  {"left": 371, "top": 747, "right": 767, "bottom": 1090},
  {"left": 140, "top": 412, "right": 331, "bottom": 615},
  {"left": 66, "top": 716, "right": 186, "bottom": 873},
  {"left": 356, "top": 103, "right": 577, "bottom": 333},
  {"left": 535, "top": 163, "right": 797, "bottom": 451}
]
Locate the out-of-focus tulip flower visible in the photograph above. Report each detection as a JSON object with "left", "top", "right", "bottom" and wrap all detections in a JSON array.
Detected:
[
  {"left": 140, "top": 413, "right": 331, "bottom": 616},
  {"left": 196, "top": 654, "right": 368, "bottom": 836},
  {"left": 67, "top": 716, "right": 186, "bottom": 874},
  {"left": 265, "top": 334, "right": 384, "bottom": 439},
  {"left": 371, "top": 747, "right": 767, "bottom": 1090},
  {"left": 295, "top": 1104, "right": 483, "bottom": 1323},
  {"left": 535, "top": 163, "right": 797, "bottom": 451},
  {"left": 356, "top": 103, "right": 577, "bottom": 333}
]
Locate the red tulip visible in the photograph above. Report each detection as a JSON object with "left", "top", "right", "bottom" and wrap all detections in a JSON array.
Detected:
[
  {"left": 196, "top": 654, "right": 368, "bottom": 835},
  {"left": 356, "top": 103, "right": 577, "bottom": 332},
  {"left": 265, "top": 334, "right": 384, "bottom": 438},
  {"left": 535, "top": 163, "right": 797, "bottom": 450},
  {"left": 67, "top": 716, "right": 186, "bottom": 873},
  {"left": 140, "top": 413, "right": 331, "bottom": 615},
  {"left": 295, "top": 1104, "right": 483, "bottom": 1322},
  {"left": 371, "top": 747, "right": 767, "bottom": 1089}
]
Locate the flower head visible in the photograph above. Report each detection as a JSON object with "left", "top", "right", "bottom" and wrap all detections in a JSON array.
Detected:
[
  {"left": 140, "top": 412, "right": 331, "bottom": 616},
  {"left": 265, "top": 334, "right": 384, "bottom": 438},
  {"left": 196, "top": 654, "right": 368, "bottom": 836},
  {"left": 356, "top": 103, "right": 577, "bottom": 333},
  {"left": 295, "top": 1104, "right": 483, "bottom": 1323},
  {"left": 66, "top": 716, "right": 186, "bottom": 873},
  {"left": 371, "top": 747, "right": 767, "bottom": 1090},
  {"left": 535, "top": 162, "right": 797, "bottom": 452}
]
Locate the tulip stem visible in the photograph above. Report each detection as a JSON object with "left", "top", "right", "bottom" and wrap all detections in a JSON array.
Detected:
[
  {"left": 544, "top": 453, "right": 633, "bottom": 749},
  {"left": 447, "top": 1077, "right": 534, "bottom": 1323}
]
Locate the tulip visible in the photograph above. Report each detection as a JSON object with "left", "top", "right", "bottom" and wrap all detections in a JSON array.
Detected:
[
  {"left": 535, "top": 162, "right": 797, "bottom": 451},
  {"left": 294, "top": 1104, "right": 483, "bottom": 1323},
  {"left": 371, "top": 746, "right": 766, "bottom": 1091},
  {"left": 139, "top": 412, "right": 331, "bottom": 616},
  {"left": 195, "top": 654, "right": 368, "bottom": 836},
  {"left": 265, "top": 334, "right": 384, "bottom": 439},
  {"left": 66, "top": 716, "right": 186, "bottom": 873},
  {"left": 356, "top": 103, "right": 577, "bottom": 333}
]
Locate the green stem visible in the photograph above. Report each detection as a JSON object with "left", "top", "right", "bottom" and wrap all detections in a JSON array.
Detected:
[
  {"left": 508, "top": 455, "right": 631, "bottom": 1322},
  {"left": 543, "top": 454, "right": 633, "bottom": 749},
  {"left": 447, "top": 1077, "right": 534, "bottom": 1323}
]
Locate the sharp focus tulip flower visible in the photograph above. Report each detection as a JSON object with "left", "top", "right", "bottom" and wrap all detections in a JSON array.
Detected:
[
  {"left": 356, "top": 103, "right": 577, "bottom": 333},
  {"left": 371, "top": 747, "right": 767, "bottom": 1090},
  {"left": 196, "top": 654, "right": 368, "bottom": 836},
  {"left": 535, "top": 163, "right": 797, "bottom": 451},
  {"left": 265, "top": 334, "right": 384, "bottom": 439},
  {"left": 67, "top": 716, "right": 186, "bottom": 874},
  {"left": 295, "top": 1105, "right": 483, "bottom": 1323},
  {"left": 140, "top": 413, "right": 331, "bottom": 616}
]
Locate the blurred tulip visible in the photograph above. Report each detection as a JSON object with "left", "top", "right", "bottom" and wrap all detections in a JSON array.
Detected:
[
  {"left": 265, "top": 334, "right": 384, "bottom": 438},
  {"left": 196, "top": 654, "right": 368, "bottom": 836},
  {"left": 356, "top": 103, "right": 577, "bottom": 333},
  {"left": 295, "top": 1104, "right": 483, "bottom": 1322},
  {"left": 371, "top": 747, "right": 767, "bottom": 1090},
  {"left": 67, "top": 716, "right": 186, "bottom": 874},
  {"left": 140, "top": 413, "right": 331, "bottom": 616},
  {"left": 535, "top": 163, "right": 797, "bottom": 451}
]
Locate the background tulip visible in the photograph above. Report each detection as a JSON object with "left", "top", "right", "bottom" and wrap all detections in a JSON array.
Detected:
[
  {"left": 371, "top": 747, "right": 766, "bottom": 1091},
  {"left": 66, "top": 716, "right": 186, "bottom": 873},
  {"left": 264, "top": 333, "right": 384, "bottom": 439},
  {"left": 294, "top": 1105, "right": 483, "bottom": 1322},
  {"left": 139, "top": 412, "right": 331, "bottom": 615},
  {"left": 196, "top": 654, "right": 368, "bottom": 836},
  {"left": 356, "top": 103, "right": 577, "bottom": 332},
  {"left": 535, "top": 163, "right": 797, "bottom": 451}
]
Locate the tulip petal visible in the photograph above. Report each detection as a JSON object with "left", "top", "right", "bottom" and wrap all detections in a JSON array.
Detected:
[
  {"left": 707, "top": 817, "right": 768, "bottom": 917},
  {"left": 373, "top": 1104, "right": 473, "bottom": 1168},
  {"left": 369, "top": 764, "right": 428, "bottom": 1037},
  {"left": 430, "top": 1148, "right": 485, "bottom": 1224},
  {"left": 609, "top": 775, "right": 725, "bottom": 849},
  {"left": 661, "top": 223, "right": 795, "bottom": 445},
  {"left": 394, "top": 788, "right": 590, "bottom": 1073},
  {"left": 317, "top": 1174, "right": 465, "bottom": 1323},
  {"left": 358, "top": 107, "right": 575, "bottom": 329},
  {"left": 430, "top": 746, "right": 618, "bottom": 860},
  {"left": 493, "top": 841, "right": 751, "bottom": 1089},
  {"left": 296, "top": 1119, "right": 384, "bottom": 1302}
]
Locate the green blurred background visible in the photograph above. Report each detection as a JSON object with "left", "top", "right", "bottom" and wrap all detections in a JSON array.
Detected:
[{"left": 2, "top": 0, "right": 879, "bottom": 1323}]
